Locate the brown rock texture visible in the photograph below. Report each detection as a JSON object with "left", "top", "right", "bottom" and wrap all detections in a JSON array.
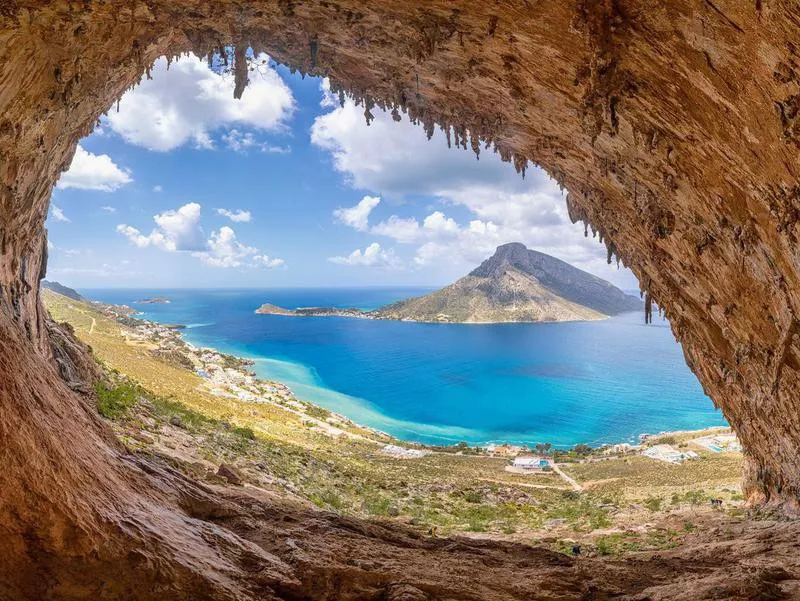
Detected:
[{"left": 2, "top": 0, "right": 800, "bottom": 597}]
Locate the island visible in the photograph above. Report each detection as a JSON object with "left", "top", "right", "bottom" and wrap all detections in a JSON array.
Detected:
[
  {"left": 135, "top": 296, "right": 171, "bottom": 305},
  {"left": 256, "top": 242, "right": 642, "bottom": 324}
]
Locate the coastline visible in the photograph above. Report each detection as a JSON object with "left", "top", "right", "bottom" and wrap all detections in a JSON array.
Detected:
[{"left": 126, "top": 301, "right": 726, "bottom": 452}]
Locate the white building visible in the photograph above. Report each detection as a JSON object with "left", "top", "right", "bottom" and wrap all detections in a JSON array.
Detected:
[
  {"left": 642, "top": 444, "right": 699, "bottom": 464},
  {"left": 512, "top": 455, "right": 551, "bottom": 470}
]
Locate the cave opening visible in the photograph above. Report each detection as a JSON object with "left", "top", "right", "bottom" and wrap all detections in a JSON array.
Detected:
[{"left": 3, "top": 1, "right": 800, "bottom": 598}]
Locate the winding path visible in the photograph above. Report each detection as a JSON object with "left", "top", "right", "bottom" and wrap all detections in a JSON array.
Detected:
[{"left": 551, "top": 463, "right": 582, "bottom": 492}]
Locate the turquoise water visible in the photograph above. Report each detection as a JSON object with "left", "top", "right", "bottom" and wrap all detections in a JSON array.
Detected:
[{"left": 84, "top": 287, "right": 726, "bottom": 448}]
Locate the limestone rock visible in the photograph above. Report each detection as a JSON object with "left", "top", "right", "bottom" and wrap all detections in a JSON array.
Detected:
[
  {"left": 217, "top": 463, "right": 244, "bottom": 486},
  {"left": 1, "top": 1, "right": 800, "bottom": 598}
]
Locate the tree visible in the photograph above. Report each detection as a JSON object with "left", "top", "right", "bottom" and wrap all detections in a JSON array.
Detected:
[{"left": 572, "top": 443, "right": 593, "bottom": 456}]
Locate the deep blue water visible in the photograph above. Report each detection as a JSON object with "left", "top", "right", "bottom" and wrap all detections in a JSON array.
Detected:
[{"left": 82, "top": 287, "right": 726, "bottom": 448}]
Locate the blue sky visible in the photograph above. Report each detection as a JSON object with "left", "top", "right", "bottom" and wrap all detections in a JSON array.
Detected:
[{"left": 47, "top": 52, "right": 639, "bottom": 290}]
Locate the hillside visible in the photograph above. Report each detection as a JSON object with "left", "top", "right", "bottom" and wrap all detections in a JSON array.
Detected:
[
  {"left": 378, "top": 243, "right": 641, "bottom": 323},
  {"left": 42, "top": 280, "right": 85, "bottom": 302}
]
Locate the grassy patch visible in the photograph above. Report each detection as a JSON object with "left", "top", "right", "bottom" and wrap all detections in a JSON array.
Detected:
[
  {"left": 94, "top": 380, "right": 139, "bottom": 419},
  {"left": 304, "top": 404, "right": 332, "bottom": 421},
  {"left": 149, "top": 395, "right": 215, "bottom": 431}
]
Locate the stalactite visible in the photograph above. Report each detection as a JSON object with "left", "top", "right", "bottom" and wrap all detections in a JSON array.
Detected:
[
  {"left": 607, "top": 241, "right": 616, "bottom": 264},
  {"left": 363, "top": 97, "right": 375, "bottom": 125},
  {"left": 233, "top": 44, "right": 248, "bottom": 100},
  {"left": 645, "top": 291, "right": 653, "bottom": 324}
]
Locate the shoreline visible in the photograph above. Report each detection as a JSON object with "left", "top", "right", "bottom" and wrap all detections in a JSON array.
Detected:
[{"left": 90, "top": 293, "right": 728, "bottom": 452}]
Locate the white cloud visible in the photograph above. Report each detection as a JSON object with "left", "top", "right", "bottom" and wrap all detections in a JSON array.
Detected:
[
  {"left": 216, "top": 208, "right": 252, "bottom": 223},
  {"left": 51, "top": 205, "right": 70, "bottom": 222},
  {"left": 194, "top": 226, "right": 257, "bottom": 268},
  {"left": 371, "top": 215, "right": 420, "bottom": 243},
  {"left": 56, "top": 145, "right": 133, "bottom": 192},
  {"left": 222, "top": 129, "right": 257, "bottom": 152},
  {"left": 152, "top": 185, "right": 163, "bottom": 193},
  {"left": 101, "top": 206, "right": 116, "bottom": 213},
  {"left": 253, "top": 254, "right": 285, "bottom": 269},
  {"left": 106, "top": 53, "right": 294, "bottom": 152},
  {"left": 422, "top": 211, "right": 460, "bottom": 236},
  {"left": 118, "top": 202, "right": 283, "bottom": 269},
  {"left": 329, "top": 242, "right": 400, "bottom": 268},
  {"left": 333, "top": 195, "right": 380, "bottom": 231},
  {"left": 117, "top": 202, "right": 204, "bottom": 251},
  {"left": 312, "top": 81, "right": 636, "bottom": 287},
  {"left": 262, "top": 144, "right": 291, "bottom": 154}
]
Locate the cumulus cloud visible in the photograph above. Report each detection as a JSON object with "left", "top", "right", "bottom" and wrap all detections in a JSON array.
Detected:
[
  {"left": 106, "top": 53, "right": 294, "bottom": 152},
  {"left": 194, "top": 226, "right": 257, "bottom": 268},
  {"left": 51, "top": 205, "right": 70, "bottom": 222},
  {"left": 216, "top": 208, "right": 252, "bottom": 223},
  {"left": 312, "top": 81, "right": 636, "bottom": 287},
  {"left": 117, "top": 202, "right": 205, "bottom": 251},
  {"left": 117, "top": 202, "right": 282, "bottom": 269},
  {"left": 370, "top": 215, "right": 421, "bottom": 243},
  {"left": 328, "top": 242, "right": 400, "bottom": 268},
  {"left": 56, "top": 145, "right": 133, "bottom": 192},
  {"left": 333, "top": 195, "right": 380, "bottom": 231},
  {"left": 153, "top": 185, "right": 163, "bottom": 193},
  {"left": 253, "top": 254, "right": 285, "bottom": 268}
]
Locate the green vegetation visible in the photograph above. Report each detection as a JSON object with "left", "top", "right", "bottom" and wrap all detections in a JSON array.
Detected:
[
  {"left": 94, "top": 380, "right": 139, "bottom": 419},
  {"left": 592, "top": 528, "right": 684, "bottom": 557},
  {"left": 644, "top": 496, "right": 662, "bottom": 512},
  {"left": 304, "top": 404, "right": 332, "bottom": 421}
]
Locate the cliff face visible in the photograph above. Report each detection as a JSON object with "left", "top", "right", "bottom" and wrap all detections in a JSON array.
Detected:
[
  {"left": 378, "top": 242, "right": 640, "bottom": 322},
  {"left": 2, "top": 0, "right": 800, "bottom": 597}
]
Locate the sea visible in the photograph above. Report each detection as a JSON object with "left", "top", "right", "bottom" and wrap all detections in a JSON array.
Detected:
[{"left": 82, "top": 287, "right": 727, "bottom": 448}]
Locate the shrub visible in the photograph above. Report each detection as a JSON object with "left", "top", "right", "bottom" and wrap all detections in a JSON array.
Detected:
[
  {"left": 572, "top": 444, "right": 593, "bottom": 456},
  {"left": 312, "top": 490, "right": 344, "bottom": 510},
  {"left": 150, "top": 396, "right": 213, "bottom": 431},
  {"left": 463, "top": 490, "right": 484, "bottom": 503},
  {"left": 363, "top": 496, "right": 396, "bottom": 517},
  {"left": 232, "top": 425, "right": 256, "bottom": 440},
  {"left": 683, "top": 490, "right": 706, "bottom": 506},
  {"left": 652, "top": 436, "right": 677, "bottom": 446},
  {"left": 305, "top": 405, "right": 332, "bottom": 420},
  {"left": 644, "top": 497, "right": 662, "bottom": 512},
  {"left": 462, "top": 506, "right": 495, "bottom": 532},
  {"left": 94, "top": 380, "right": 139, "bottom": 419}
]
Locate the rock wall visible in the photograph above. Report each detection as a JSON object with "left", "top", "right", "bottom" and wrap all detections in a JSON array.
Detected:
[{"left": 1, "top": 0, "right": 800, "bottom": 596}]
